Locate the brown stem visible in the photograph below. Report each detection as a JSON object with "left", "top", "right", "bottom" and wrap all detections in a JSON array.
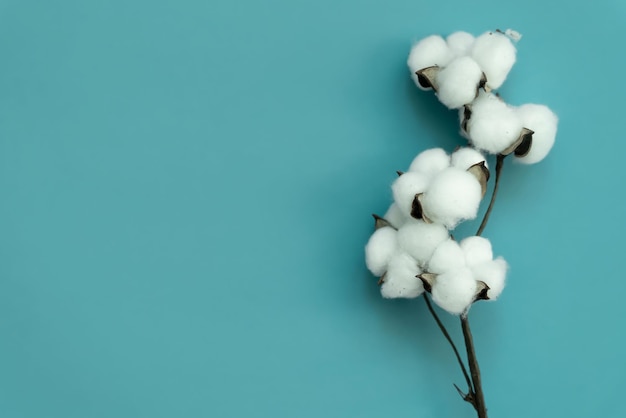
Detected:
[
  {"left": 423, "top": 295, "right": 475, "bottom": 404},
  {"left": 476, "top": 154, "right": 506, "bottom": 236},
  {"left": 461, "top": 314, "right": 488, "bottom": 418}
]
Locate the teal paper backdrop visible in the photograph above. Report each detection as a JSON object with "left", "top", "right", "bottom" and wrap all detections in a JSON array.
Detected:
[{"left": 1, "top": 1, "right": 624, "bottom": 417}]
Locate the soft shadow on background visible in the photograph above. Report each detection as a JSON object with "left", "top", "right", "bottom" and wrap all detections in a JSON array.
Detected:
[{"left": 0, "top": 1, "right": 625, "bottom": 417}]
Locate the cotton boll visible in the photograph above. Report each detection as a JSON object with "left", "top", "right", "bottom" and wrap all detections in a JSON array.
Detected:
[
  {"left": 391, "top": 172, "right": 430, "bottom": 218},
  {"left": 435, "top": 56, "right": 484, "bottom": 109},
  {"left": 514, "top": 104, "right": 558, "bottom": 164},
  {"left": 428, "top": 239, "right": 466, "bottom": 274},
  {"left": 466, "top": 92, "right": 523, "bottom": 154},
  {"left": 420, "top": 168, "right": 482, "bottom": 229},
  {"left": 408, "top": 36, "right": 452, "bottom": 88},
  {"left": 446, "top": 31, "right": 475, "bottom": 57},
  {"left": 365, "top": 227, "right": 398, "bottom": 277},
  {"left": 380, "top": 252, "right": 424, "bottom": 299},
  {"left": 471, "top": 31, "right": 516, "bottom": 89},
  {"left": 397, "top": 220, "right": 449, "bottom": 267},
  {"left": 432, "top": 267, "right": 477, "bottom": 315},
  {"left": 470, "top": 257, "right": 508, "bottom": 300},
  {"left": 460, "top": 236, "right": 493, "bottom": 267},
  {"left": 408, "top": 148, "right": 450, "bottom": 177},
  {"left": 384, "top": 203, "right": 407, "bottom": 229},
  {"left": 450, "top": 147, "right": 487, "bottom": 170}
]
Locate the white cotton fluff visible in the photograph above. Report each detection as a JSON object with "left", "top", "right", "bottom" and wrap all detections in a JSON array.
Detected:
[
  {"left": 446, "top": 31, "right": 475, "bottom": 57},
  {"left": 450, "top": 147, "right": 487, "bottom": 170},
  {"left": 391, "top": 172, "right": 430, "bottom": 218},
  {"left": 432, "top": 267, "right": 477, "bottom": 315},
  {"left": 435, "top": 56, "right": 484, "bottom": 109},
  {"left": 471, "top": 31, "right": 516, "bottom": 89},
  {"left": 408, "top": 148, "right": 450, "bottom": 177},
  {"left": 514, "top": 104, "right": 558, "bottom": 164},
  {"left": 380, "top": 252, "right": 423, "bottom": 299},
  {"left": 397, "top": 220, "right": 449, "bottom": 267},
  {"left": 384, "top": 203, "right": 407, "bottom": 229},
  {"left": 365, "top": 227, "right": 398, "bottom": 277},
  {"left": 408, "top": 36, "right": 452, "bottom": 88},
  {"left": 420, "top": 168, "right": 482, "bottom": 229},
  {"left": 460, "top": 236, "right": 493, "bottom": 267},
  {"left": 505, "top": 29, "right": 522, "bottom": 42},
  {"left": 466, "top": 92, "right": 523, "bottom": 154},
  {"left": 470, "top": 257, "right": 508, "bottom": 300},
  {"left": 427, "top": 239, "right": 466, "bottom": 274}
]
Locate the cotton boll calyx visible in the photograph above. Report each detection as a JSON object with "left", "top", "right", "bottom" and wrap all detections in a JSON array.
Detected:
[
  {"left": 365, "top": 227, "right": 398, "bottom": 277},
  {"left": 514, "top": 104, "right": 558, "bottom": 164},
  {"left": 428, "top": 239, "right": 466, "bottom": 274},
  {"left": 408, "top": 148, "right": 450, "bottom": 178},
  {"left": 471, "top": 31, "right": 516, "bottom": 89},
  {"left": 408, "top": 36, "right": 452, "bottom": 89},
  {"left": 432, "top": 267, "right": 477, "bottom": 315},
  {"left": 383, "top": 203, "right": 407, "bottom": 229},
  {"left": 435, "top": 57, "right": 484, "bottom": 109},
  {"left": 397, "top": 220, "right": 449, "bottom": 267},
  {"left": 466, "top": 92, "right": 523, "bottom": 154},
  {"left": 391, "top": 172, "right": 430, "bottom": 218},
  {"left": 460, "top": 236, "right": 493, "bottom": 267},
  {"left": 471, "top": 257, "right": 508, "bottom": 300},
  {"left": 446, "top": 31, "right": 475, "bottom": 57},
  {"left": 420, "top": 168, "right": 482, "bottom": 229},
  {"left": 450, "top": 147, "right": 487, "bottom": 171},
  {"left": 380, "top": 252, "right": 424, "bottom": 299}
]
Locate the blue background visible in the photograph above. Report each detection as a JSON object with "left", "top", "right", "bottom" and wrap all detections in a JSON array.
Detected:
[{"left": 0, "top": 0, "right": 624, "bottom": 417}]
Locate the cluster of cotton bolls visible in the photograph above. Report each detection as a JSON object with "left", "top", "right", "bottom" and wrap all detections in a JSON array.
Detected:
[
  {"left": 408, "top": 29, "right": 558, "bottom": 164},
  {"left": 365, "top": 147, "right": 507, "bottom": 315},
  {"left": 390, "top": 147, "right": 488, "bottom": 229}
]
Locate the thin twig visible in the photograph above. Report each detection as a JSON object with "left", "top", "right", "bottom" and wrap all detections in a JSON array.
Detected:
[
  {"left": 423, "top": 294, "right": 475, "bottom": 403},
  {"left": 461, "top": 314, "right": 488, "bottom": 418},
  {"left": 476, "top": 154, "right": 506, "bottom": 236}
]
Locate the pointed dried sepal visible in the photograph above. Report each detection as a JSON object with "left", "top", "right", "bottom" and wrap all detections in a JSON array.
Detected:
[
  {"left": 372, "top": 214, "right": 397, "bottom": 231},
  {"left": 461, "top": 105, "right": 472, "bottom": 133},
  {"left": 476, "top": 72, "right": 487, "bottom": 96},
  {"left": 410, "top": 193, "right": 424, "bottom": 220},
  {"left": 417, "top": 273, "right": 437, "bottom": 293},
  {"left": 501, "top": 127, "right": 534, "bottom": 155},
  {"left": 474, "top": 280, "right": 491, "bottom": 301},
  {"left": 514, "top": 128, "right": 534, "bottom": 157},
  {"left": 467, "top": 161, "right": 490, "bottom": 197},
  {"left": 396, "top": 170, "right": 405, "bottom": 177},
  {"left": 377, "top": 273, "right": 386, "bottom": 286},
  {"left": 415, "top": 66, "right": 440, "bottom": 91}
]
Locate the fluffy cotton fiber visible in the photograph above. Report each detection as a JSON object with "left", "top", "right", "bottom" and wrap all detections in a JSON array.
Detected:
[
  {"left": 408, "top": 148, "right": 450, "bottom": 177},
  {"left": 435, "top": 56, "right": 484, "bottom": 109},
  {"left": 471, "top": 31, "right": 516, "bottom": 89},
  {"left": 446, "top": 31, "right": 475, "bottom": 57},
  {"left": 365, "top": 226, "right": 398, "bottom": 277},
  {"left": 460, "top": 236, "right": 493, "bottom": 266},
  {"left": 420, "top": 167, "right": 482, "bottom": 229},
  {"left": 383, "top": 203, "right": 407, "bottom": 229},
  {"left": 450, "top": 147, "right": 487, "bottom": 171},
  {"left": 427, "top": 239, "right": 466, "bottom": 274},
  {"left": 391, "top": 172, "right": 430, "bottom": 218},
  {"left": 397, "top": 220, "right": 449, "bottom": 267},
  {"left": 381, "top": 252, "right": 423, "bottom": 298},
  {"left": 407, "top": 36, "right": 451, "bottom": 89},
  {"left": 466, "top": 91, "right": 523, "bottom": 154},
  {"left": 514, "top": 104, "right": 558, "bottom": 164},
  {"left": 432, "top": 267, "right": 477, "bottom": 315}
]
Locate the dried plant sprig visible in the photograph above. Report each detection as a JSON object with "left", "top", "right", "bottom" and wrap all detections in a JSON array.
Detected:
[{"left": 365, "top": 28, "right": 559, "bottom": 418}]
